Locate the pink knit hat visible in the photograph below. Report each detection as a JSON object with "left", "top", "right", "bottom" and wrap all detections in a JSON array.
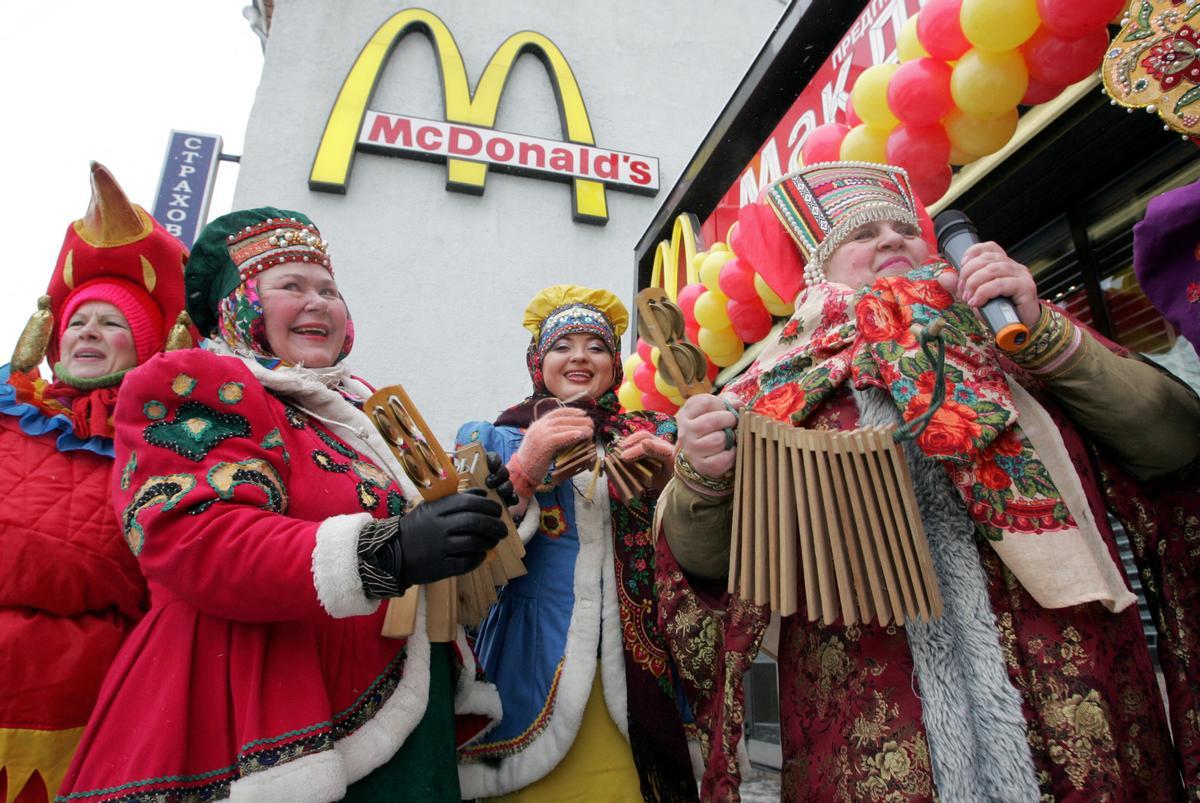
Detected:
[{"left": 60, "top": 278, "right": 164, "bottom": 364}]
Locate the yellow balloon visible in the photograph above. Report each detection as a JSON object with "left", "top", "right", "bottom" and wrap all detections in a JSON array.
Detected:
[
  {"left": 850, "top": 63, "right": 900, "bottom": 130},
  {"left": 650, "top": 347, "right": 661, "bottom": 369},
  {"left": 943, "top": 107, "right": 1019, "bottom": 157},
  {"left": 961, "top": 0, "right": 1040, "bottom": 53},
  {"left": 839, "top": 124, "right": 889, "bottom": 165},
  {"left": 617, "top": 380, "right": 644, "bottom": 411},
  {"left": 950, "top": 49, "right": 1028, "bottom": 119},
  {"left": 693, "top": 290, "right": 731, "bottom": 330},
  {"left": 754, "top": 273, "right": 795, "bottom": 316},
  {"left": 699, "top": 250, "right": 733, "bottom": 292},
  {"left": 662, "top": 383, "right": 685, "bottom": 405},
  {"left": 948, "top": 145, "right": 976, "bottom": 165},
  {"left": 699, "top": 326, "right": 745, "bottom": 366},
  {"left": 622, "top": 352, "right": 643, "bottom": 379},
  {"left": 709, "top": 241, "right": 729, "bottom": 254},
  {"left": 897, "top": 14, "right": 929, "bottom": 62}
]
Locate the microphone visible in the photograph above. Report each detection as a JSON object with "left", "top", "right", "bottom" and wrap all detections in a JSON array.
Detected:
[{"left": 933, "top": 210, "right": 1029, "bottom": 351}]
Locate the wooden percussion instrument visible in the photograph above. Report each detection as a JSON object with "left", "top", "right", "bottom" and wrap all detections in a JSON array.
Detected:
[
  {"left": 365, "top": 385, "right": 526, "bottom": 642},
  {"left": 729, "top": 413, "right": 943, "bottom": 626}
]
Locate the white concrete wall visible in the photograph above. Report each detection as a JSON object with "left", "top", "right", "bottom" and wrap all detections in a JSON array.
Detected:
[{"left": 234, "top": 0, "right": 782, "bottom": 440}]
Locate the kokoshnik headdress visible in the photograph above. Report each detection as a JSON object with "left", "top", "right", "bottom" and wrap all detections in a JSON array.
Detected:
[{"left": 764, "top": 161, "right": 921, "bottom": 287}]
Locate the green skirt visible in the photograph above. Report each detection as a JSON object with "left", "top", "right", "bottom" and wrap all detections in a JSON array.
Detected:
[{"left": 343, "top": 642, "right": 460, "bottom": 802}]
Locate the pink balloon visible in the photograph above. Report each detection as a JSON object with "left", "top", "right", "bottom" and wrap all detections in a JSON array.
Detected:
[
  {"left": 1022, "top": 26, "right": 1109, "bottom": 86},
  {"left": 845, "top": 96, "right": 863, "bottom": 127},
  {"left": 1036, "top": 0, "right": 1125, "bottom": 38},
  {"left": 1021, "top": 75, "right": 1066, "bottom": 105},
  {"left": 887, "top": 58, "right": 955, "bottom": 126},
  {"left": 641, "top": 389, "right": 677, "bottom": 414},
  {"left": 676, "top": 282, "right": 705, "bottom": 323},
  {"left": 718, "top": 258, "right": 759, "bottom": 302},
  {"left": 636, "top": 338, "right": 652, "bottom": 363},
  {"left": 915, "top": 196, "right": 938, "bottom": 251},
  {"left": 802, "top": 123, "right": 851, "bottom": 166},
  {"left": 633, "top": 361, "right": 656, "bottom": 393},
  {"left": 727, "top": 298, "right": 773, "bottom": 343},
  {"left": 886, "top": 124, "right": 951, "bottom": 182},
  {"left": 917, "top": 0, "right": 971, "bottom": 61},
  {"left": 910, "top": 163, "right": 953, "bottom": 206}
]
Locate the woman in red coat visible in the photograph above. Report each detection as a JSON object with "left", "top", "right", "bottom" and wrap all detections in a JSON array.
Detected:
[
  {"left": 57, "top": 207, "right": 509, "bottom": 803},
  {"left": 0, "top": 163, "right": 191, "bottom": 803}
]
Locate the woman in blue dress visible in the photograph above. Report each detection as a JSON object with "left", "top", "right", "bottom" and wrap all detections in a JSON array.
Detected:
[{"left": 456, "top": 285, "right": 697, "bottom": 802}]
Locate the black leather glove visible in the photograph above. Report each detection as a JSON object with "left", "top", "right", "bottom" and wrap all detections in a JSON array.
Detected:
[
  {"left": 357, "top": 491, "right": 505, "bottom": 598},
  {"left": 485, "top": 450, "right": 519, "bottom": 508}
]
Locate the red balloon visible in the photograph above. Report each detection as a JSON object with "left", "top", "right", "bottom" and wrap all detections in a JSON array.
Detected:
[
  {"left": 685, "top": 320, "right": 701, "bottom": 346},
  {"left": 706, "top": 360, "right": 720, "bottom": 382},
  {"left": 676, "top": 282, "right": 706, "bottom": 323},
  {"left": 641, "top": 389, "right": 677, "bottom": 414},
  {"left": 886, "top": 124, "right": 951, "bottom": 181},
  {"left": 633, "top": 361, "right": 656, "bottom": 393},
  {"left": 802, "top": 123, "right": 851, "bottom": 166},
  {"left": 718, "top": 258, "right": 759, "bottom": 302},
  {"left": 845, "top": 96, "right": 862, "bottom": 127},
  {"left": 917, "top": 0, "right": 971, "bottom": 61},
  {"left": 1022, "top": 26, "right": 1109, "bottom": 86},
  {"left": 887, "top": 58, "right": 955, "bottom": 126},
  {"left": 727, "top": 298, "right": 773, "bottom": 343},
  {"left": 636, "top": 338, "right": 652, "bottom": 363},
  {"left": 1021, "top": 75, "right": 1066, "bottom": 105},
  {"left": 1036, "top": 0, "right": 1125, "bottom": 38},
  {"left": 910, "top": 163, "right": 953, "bottom": 206}
]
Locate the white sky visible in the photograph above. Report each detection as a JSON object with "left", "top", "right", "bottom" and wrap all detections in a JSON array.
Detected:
[{"left": 0, "top": 2, "right": 263, "bottom": 359}]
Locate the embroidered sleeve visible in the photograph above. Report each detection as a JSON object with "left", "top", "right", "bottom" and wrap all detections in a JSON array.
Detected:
[
  {"left": 357, "top": 516, "right": 404, "bottom": 600},
  {"left": 113, "top": 350, "right": 329, "bottom": 622},
  {"left": 1008, "top": 304, "right": 1083, "bottom": 376}
]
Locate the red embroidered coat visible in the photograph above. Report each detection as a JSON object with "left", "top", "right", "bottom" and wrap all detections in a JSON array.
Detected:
[
  {"left": 58, "top": 349, "right": 496, "bottom": 803},
  {"left": 0, "top": 369, "right": 146, "bottom": 802}
]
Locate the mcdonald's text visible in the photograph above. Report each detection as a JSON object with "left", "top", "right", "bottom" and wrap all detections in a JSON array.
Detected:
[{"left": 361, "top": 112, "right": 658, "bottom": 193}]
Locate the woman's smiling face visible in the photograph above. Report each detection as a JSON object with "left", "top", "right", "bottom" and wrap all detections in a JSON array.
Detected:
[
  {"left": 60, "top": 301, "right": 138, "bottom": 378},
  {"left": 256, "top": 262, "right": 348, "bottom": 367},
  {"left": 542, "top": 332, "right": 615, "bottom": 401}
]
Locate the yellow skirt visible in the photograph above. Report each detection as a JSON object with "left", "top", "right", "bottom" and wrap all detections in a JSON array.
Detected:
[{"left": 487, "top": 668, "right": 642, "bottom": 802}]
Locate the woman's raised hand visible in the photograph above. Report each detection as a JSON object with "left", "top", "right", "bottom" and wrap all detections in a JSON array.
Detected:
[
  {"left": 936, "top": 241, "right": 1042, "bottom": 328},
  {"left": 677, "top": 393, "right": 742, "bottom": 478},
  {"left": 508, "top": 407, "right": 594, "bottom": 497}
]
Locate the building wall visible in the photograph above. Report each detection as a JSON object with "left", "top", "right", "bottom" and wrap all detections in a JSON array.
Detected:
[{"left": 233, "top": 0, "right": 783, "bottom": 439}]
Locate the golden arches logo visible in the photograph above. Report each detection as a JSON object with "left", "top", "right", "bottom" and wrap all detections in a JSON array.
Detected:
[
  {"left": 310, "top": 8, "right": 658, "bottom": 224},
  {"left": 649, "top": 214, "right": 702, "bottom": 300}
]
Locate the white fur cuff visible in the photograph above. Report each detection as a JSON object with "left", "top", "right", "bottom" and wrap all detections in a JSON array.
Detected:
[{"left": 312, "top": 513, "right": 381, "bottom": 618}]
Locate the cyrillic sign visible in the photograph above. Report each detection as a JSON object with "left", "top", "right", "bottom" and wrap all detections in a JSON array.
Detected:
[
  {"left": 310, "top": 8, "right": 659, "bottom": 224},
  {"left": 153, "top": 130, "right": 222, "bottom": 247},
  {"left": 702, "top": 0, "right": 919, "bottom": 244}
]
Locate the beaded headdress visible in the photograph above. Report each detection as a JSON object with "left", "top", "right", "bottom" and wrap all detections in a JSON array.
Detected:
[
  {"left": 765, "top": 161, "right": 920, "bottom": 284},
  {"left": 185, "top": 208, "right": 332, "bottom": 336},
  {"left": 521, "top": 284, "right": 629, "bottom": 393},
  {"left": 225, "top": 217, "right": 331, "bottom": 282}
]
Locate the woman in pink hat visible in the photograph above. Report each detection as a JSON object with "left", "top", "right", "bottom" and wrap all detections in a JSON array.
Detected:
[{"left": 0, "top": 163, "right": 192, "bottom": 803}]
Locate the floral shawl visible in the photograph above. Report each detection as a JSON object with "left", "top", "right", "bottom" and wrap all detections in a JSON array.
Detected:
[{"left": 724, "top": 262, "right": 1132, "bottom": 612}]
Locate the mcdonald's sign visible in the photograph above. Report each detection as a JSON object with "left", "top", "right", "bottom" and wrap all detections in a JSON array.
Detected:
[{"left": 309, "top": 8, "right": 660, "bottom": 225}]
